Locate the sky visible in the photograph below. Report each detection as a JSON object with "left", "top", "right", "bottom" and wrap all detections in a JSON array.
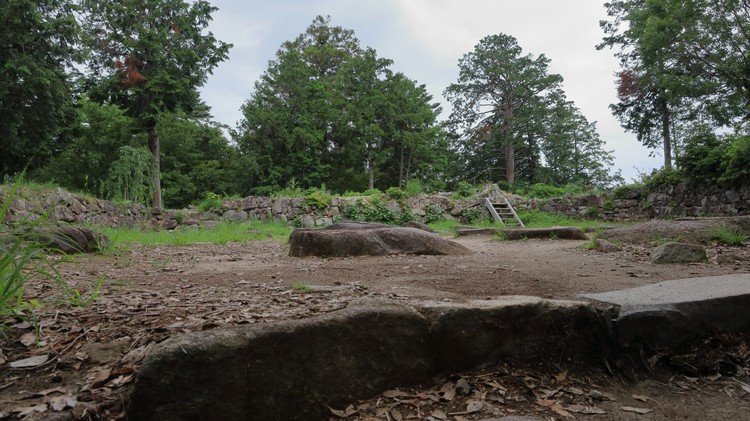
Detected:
[{"left": 199, "top": 0, "right": 664, "bottom": 182}]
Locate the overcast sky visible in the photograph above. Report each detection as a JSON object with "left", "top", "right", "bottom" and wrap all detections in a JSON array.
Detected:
[{"left": 199, "top": 0, "right": 663, "bottom": 182}]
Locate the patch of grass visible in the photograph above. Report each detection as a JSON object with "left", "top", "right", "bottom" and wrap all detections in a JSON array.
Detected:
[
  {"left": 515, "top": 210, "right": 613, "bottom": 230},
  {"left": 98, "top": 220, "right": 293, "bottom": 247},
  {"left": 291, "top": 281, "right": 311, "bottom": 293},
  {"left": 654, "top": 237, "right": 680, "bottom": 245},
  {"left": 713, "top": 228, "right": 748, "bottom": 246},
  {"left": 426, "top": 219, "right": 460, "bottom": 234}
]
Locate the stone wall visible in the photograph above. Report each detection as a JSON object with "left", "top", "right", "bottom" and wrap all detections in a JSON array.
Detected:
[
  {"left": 515, "top": 182, "right": 750, "bottom": 221},
  {"left": 3, "top": 182, "right": 748, "bottom": 229}
]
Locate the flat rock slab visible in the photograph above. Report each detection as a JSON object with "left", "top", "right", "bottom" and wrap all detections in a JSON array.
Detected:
[
  {"left": 580, "top": 274, "right": 750, "bottom": 347},
  {"left": 456, "top": 226, "right": 588, "bottom": 240},
  {"left": 127, "top": 298, "right": 434, "bottom": 421},
  {"left": 650, "top": 242, "right": 707, "bottom": 263},
  {"left": 416, "top": 296, "right": 606, "bottom": 371},
  {"left": 289, "top": 223, "right": 472, "bottom": 257}
]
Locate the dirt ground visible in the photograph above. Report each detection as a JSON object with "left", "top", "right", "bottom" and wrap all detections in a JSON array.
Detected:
[{"left": 1, "top": 233, "right": 749, "bottom": 419}]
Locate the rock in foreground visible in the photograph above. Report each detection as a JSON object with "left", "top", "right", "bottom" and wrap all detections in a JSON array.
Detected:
[
  {"left": 127, "top": 298, "right": 434, "bottom": 421},
  {"left": 650, "top": 242, "right": 707, "bottom": 263},
  {"left": 289, "top": 222, "right": 472, "bottom": 257}
]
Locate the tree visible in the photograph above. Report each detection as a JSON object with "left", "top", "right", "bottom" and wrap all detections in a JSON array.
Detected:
[
  {"left": 445, "top": 34, "right": 563, "bottom": 184},
  {"left": 0, "top": 0, "right": 79, "bottom": 180},
  {"left": 237, "top": 16, "right": 445, "bottom": 193},
  {"left": 38, "top": 99, "right": 139, "bottom": 194},
  {"left": 80, "top": 0, "right": 231, "bottom": 210},
  {"left": 599, "top": 0, "right": 750, "bottom": 167}
]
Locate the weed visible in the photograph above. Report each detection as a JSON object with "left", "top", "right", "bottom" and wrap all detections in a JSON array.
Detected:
[
  {"left": 404, "top": 180, "right": 423, "bottom": 196},
  {"left": 56, "top": 277, "right": 104, "bottom": 307},
  {"left": 304, "top": 186, "right": 332, "bottom": 209},
  {"left": 196, "top": 192, "right": 223, "bottom": 212},
  {"left": 451, "top": 181, "right": 476, "bottom": 199},
  {"left": 713, "top": 228, "right": 748, "bottom": 246},
  {"left": 291, "top": 281, "right": 311, "bottom": 293}
]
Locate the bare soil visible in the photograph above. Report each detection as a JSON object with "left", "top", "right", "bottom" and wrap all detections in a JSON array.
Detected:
[{"left": 1, "top": 233, "right": 749, "bottom": 419}]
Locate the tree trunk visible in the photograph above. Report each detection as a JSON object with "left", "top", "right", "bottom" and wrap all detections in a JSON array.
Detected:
[
  {"left": 503, "top": 103, "right": 515, "bottom": 184},
  {"left": 148, "top": 125, "right": 163, "bottom": 211},
  {"left": 660, "top": 98, "right": 672, "bottom": 170},
  {"left": 399, "top": 145, "right": 405, "bottom": 188},
  {"left": 366, "top": 156, "right": 374, "bottom": 190}
]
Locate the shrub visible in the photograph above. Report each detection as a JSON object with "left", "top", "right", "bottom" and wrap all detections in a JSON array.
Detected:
[
  {"left": 642, "top": 167, "right": 683, "bottom": 189},
  {"left": 461, "top": 206, "right": 488, "bottom": 224},
  {"left": 612, "top": 183, "right": 644, "bottom": 199},
  {"left": 720, "top": 135, "right": 750, "bottom": 185},
  {"left": 196, "top": 192, "right": 223, "bottom": 212},
  {"left": 273, "top": 178, "right": 304, "bottom": 198},
  {"left": 452, "top": 181, "right": 476, "bottom": 198},
  {"left": 423, "top": 204, "right": 444, "bottom": 224},
  {"left": 385, "top": 186, "right": 407, "bottom": 200},
  {"left": 303, "top": 186, "right": 332, "bottom": 209},
  {"left": 404, "top": 180, "right": 423, "bottom": 196},
  {"left": 677, "top": 131, "right": 728, "bottom": 184},
  {"left": 342, "top": 200, "right": 403, "bottom": 224}
]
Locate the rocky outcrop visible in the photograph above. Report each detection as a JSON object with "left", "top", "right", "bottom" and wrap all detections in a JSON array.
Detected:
[
  {"left": 456, "top": 226, "right": 589, "bottom": 240},
  {"left": 288, "top": 222, "right": 472, "bottom": 257},
  {"left": 600, "top": 216, "right": 750, "bottom": 245},
  {"left": 127, "top": 296, "right": 608, "bottom": 420},
  {"left": 127, "top": 298, "right": 434, "bottom": 421},
  {"left": 650, "top": 242, "right": 707, "bottom": 264}
]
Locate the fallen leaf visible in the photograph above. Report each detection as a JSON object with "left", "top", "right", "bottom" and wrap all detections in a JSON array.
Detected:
[
  {"left": 92, "top": 368, "right": 112, "bottom": 388},
  {"left": 328, "top": 404, "right": 358, "bottom": 418},
  {"left": 536, "top": 399, "right": 556, "bottom": 407},
  {"left": 537, "top": 387, "right": 561, "bottom": 399},
  {"left": 32, "top": 387, "right": 65, "bottom": 397},
  {"left": 565, "top": 404, "right": 607, "bottom": 414},
  {"left": 621, "top": 406, "right": 653, "bottom": 414},
  {"left": 550, "top": 402, "right": 574, "bottom": 418},
  {"left": 455, "top": 378, "right": 472, "bottom": 395},
  {"left": 49, "top": 395, "right": 77, "bottom": 411},
  {"left": 9, "top": 354, "right": 49, "bottom": 368},
  {"left": 20, "top": 332, "right": 37, "bottom": 347},
  {"left": 706, "top": 373, "right": 721, "bottom": 381},
  {"left": 741, "top": 384, "right": 750, "bottom": 395},
  {"left": 465, "top": 400, "right": 483, "bottom": 413},
  {"left": 565, "top": 387, "right": 585, "bottom": 395},
  {"left": 439, "top": 382, "right": 455, "bottom": 401},
  {"left": 589, "top": 389, "right": 617, "bottom": 401},
  {"left": 429, "top": 409, "right": 448, "bottom": 420},
  {"left": 388, "top": 407, "right": 403, "bottom": 421},
  {"left": 555, "top": 369, "right": 568, "bottom": 382},
  {"left": 14, "top": 404, "right": 47, "bottom": 417},
  {"left": 382, "top": 389, "right": 410, "bottom": 398},
  {"left": 632, "top": 394, "right": 650, "bottom": 403}
]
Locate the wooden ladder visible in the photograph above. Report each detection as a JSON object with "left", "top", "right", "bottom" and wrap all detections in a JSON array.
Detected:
[{"left": 485, "top": 197, "right": 525, "bottom": 227}]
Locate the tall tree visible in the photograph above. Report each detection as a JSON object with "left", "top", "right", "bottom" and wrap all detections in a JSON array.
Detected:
[
  {"left": 237, "top": 16, "right": 444, "bottom": 193},
  {"left": 445, "top": 34, "right": 563, "bottom": 184},
  {"left": 80, "top": 0, "right": 230, "bottom": 210},
  {"left": 0, "top": 0, "right": 79, "bottom": 180}
]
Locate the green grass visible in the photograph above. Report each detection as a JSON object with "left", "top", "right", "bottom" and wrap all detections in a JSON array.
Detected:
[
  {"left": 427, "top": 210, "right": 620, "bottom": 236},
  {"left": 98, "top": 220, "right": 293, "bottom": 247},
  {"left": 291, "top": 281, "right": 311, "bottom": 293},
  {"left": 713, "top": 228, "right": 748, "bottom": 246}
]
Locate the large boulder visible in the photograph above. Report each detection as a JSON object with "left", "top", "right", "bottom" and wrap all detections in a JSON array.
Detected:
[
  {"left": 127, "top": 298, "right": 435, "bottom": 421},
  {"left": 416, "top": 297, "right": 607, "bottom": 371},
  {"left": 35, "top": 226, "right": 109, "bottom": 253},
  {"left": 650, "top": 242, "right": 707, "bottom": 264},
  {"left": 289, "top": 222, "right": 472, "bottom": 257}
]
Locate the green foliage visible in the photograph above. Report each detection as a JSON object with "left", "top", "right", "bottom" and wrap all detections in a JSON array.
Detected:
[
  {"left": 452, "top": 181, "right": 476, "bottom": 198},
  {"left": 0, "top": 0, "right": 80, "bottom": 180},
  {"left": 100, "top": 146, "right": 154, "bottom": 205},
  {"left": 461, "top": 206, "right": 488, "bottom": 224},
  {"left": 342, "top": 200, "right": 412, "bottom": 225},
  {"left": 520, "top": 183, "right": 588, "bottom": 199},
  {"left": 196, "top": 192, "right": 223, "bottom": 212},
  {"left": 385, "top": 187, "right": 407, "bottom": 200},
  {"left": 612, "top": 183, "right": 644, "bottom": 199},
  {"left": 172, "top": 210, "right": 187, "bottom": 225},
  {"left": 404, "top": 180, "right": 424, "bottom": 196},
  {"left": 515, "top": 210, "right": 613, "bottom": 229},
  {"left": 81, "top": 0, "right": 231, "bottom": 208},
  {"left": 713, "top": 228, "right": 748, "bottom": 246},
  {"left": 291, "top": 281, "right": 311, "bottom": 293},
  {"left": 273, "top": 179, "right": 304, "bottom": 198},
  {"left": 720, "top": 135, "right": 750, "bottom": 185},
  {"left": 423, "top": 204, "right": 445, "bottom": 224},
  {"left": 98, "top": 220, "right": 293, "bottom": 246},
  {"left": 642, "top": 167, "right": 683, "bottom": 189},
  {"left": 304, "top": 186, "right": 332, "bottom": 209},
  {"left": 236, "top": 16, "right": 446, "bottom": 194}
]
